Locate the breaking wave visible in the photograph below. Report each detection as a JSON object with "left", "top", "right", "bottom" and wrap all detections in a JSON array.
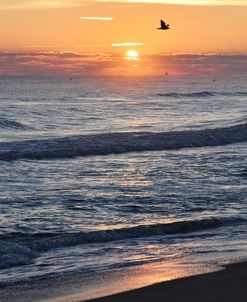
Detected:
[
  {"left": 0, "top": 216, "right": 245, "bottom": 270},
  {"left": 0, "top": 117, "right": 30, "bottom": 130},
  {"left": 0, "top": 241, "right": 37, "bottom": 270},
  {"left": 0, "top": 123, "right": 246, "bottom": 161}
]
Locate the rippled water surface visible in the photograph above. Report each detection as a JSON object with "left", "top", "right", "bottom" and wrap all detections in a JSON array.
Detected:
[{"left": 0, "top": 76, "right": 246, "bottom": 288}]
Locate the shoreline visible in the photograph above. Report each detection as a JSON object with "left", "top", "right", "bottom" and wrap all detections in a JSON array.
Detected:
[
  {"left": 1, "top": 259, "right": 247, "bottom": 302},
  {"left": 85, "top": 261, "right": 247, "bottom": 302}
]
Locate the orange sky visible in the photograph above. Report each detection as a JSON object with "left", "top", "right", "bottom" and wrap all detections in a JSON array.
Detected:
[{"left": 0, "top": 0, "right": 246, "bottom": 76}]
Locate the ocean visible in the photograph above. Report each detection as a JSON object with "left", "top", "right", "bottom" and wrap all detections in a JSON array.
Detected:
[{"left": 0, "top": 76, "right": 246, "bottom": 300}]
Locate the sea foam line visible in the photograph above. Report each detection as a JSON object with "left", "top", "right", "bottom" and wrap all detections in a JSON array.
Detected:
[
  {"left": 2, "top": 217, "right": 245, "bottom": 252},
  {"left": 0, "top": 123, "right": 246, "bottom": 161},
  {"left": 0, "top": 216, "right": 245, "bottom": 270}
]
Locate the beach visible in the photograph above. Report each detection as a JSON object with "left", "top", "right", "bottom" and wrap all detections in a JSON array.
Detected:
[
  {"left": 0, "top": 260, "right": 246, "bottom": 302},
  {"left": 87, "top": 261, "right": 247, "bottom": 302},
  {"left": 1, "top": 0, "right": 247, "bottom": 299}
]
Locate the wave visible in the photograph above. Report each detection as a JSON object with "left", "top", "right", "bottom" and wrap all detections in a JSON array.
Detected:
[
  {"left": 0, "top": 240, "right": 37, "bottom": 269},
  {"left": 0, "top": 117, "right": 30, "bottom": 130},
  {"left": 26, "top": 217, "right": 246, "bottom": 250},
  {"left": 0, "top": 216, "right": 244, "bottom": 270},
  {"left": 0, "top": 123, "right": 246, "bottom": 161},
  {"left": 157, "top": 91, "right": 216, "bottom": 98},
  {"left": 156, "top": 91, "right": 247, "bottom": 98}
]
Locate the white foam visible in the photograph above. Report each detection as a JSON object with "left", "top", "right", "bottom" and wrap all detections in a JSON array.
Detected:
[{"left": 0, "top": 123, "right": 246, "bottom": 161}]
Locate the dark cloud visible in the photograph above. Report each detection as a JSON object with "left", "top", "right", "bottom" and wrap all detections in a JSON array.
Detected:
[
  {"left": 143, "top": 53, "right": 247, "bottom": 76},
  {"left": 0, "top": 51, "right": 246, "bottom": 76},
  {"left": 0, "top": 51, "right": 120, "bottom": 76}
]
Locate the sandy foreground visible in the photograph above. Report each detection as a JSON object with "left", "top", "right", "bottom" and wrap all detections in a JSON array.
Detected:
[
  {"left": 86, "top": 261, "right": 247, "bottom": 302},
  {"left": 0, "top": 261, "right": 246, "bottom": 302}
]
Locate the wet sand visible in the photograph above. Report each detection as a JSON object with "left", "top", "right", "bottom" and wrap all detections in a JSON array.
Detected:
[
  {"left": 86, "top": 261, "right": 247, "bottom": 302},
  {"left": 1, "top": 261, "right": 246, "bottom": 302}
]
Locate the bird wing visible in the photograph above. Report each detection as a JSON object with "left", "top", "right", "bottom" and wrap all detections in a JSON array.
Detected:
[{"left": 160, "top": 20, "right": 166, "bottom": 27}]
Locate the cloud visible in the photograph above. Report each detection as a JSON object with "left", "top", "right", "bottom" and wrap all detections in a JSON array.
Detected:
[
  {"left": 0, "top": 51, "right": 120, "bottom": 76},
  {"left": 112, "top": 42, "right": 145, "bottom": 47},
  {"left": 144, "top": 53, "right": 247, "bottom": 76},
  {"left": 80, "top": 17, "right": 113, "bottom": 20},
  {"left": 0, "top": 51, "right": 246, "bottom": 76}
]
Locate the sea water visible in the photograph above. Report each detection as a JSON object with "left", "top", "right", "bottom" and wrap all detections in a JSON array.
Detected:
[{"left": 0, "top": 76, "right": 246, "bottom": 297}]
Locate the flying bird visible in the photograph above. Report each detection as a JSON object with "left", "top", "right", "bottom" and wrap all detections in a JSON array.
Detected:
[{"left": 157, "top": 20, "right": 170, "bottom": 30}]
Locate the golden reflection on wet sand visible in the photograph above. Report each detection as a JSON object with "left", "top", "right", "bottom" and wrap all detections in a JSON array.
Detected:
[{"left": 47, "top": 259, "right": 218, "bottom": 302}]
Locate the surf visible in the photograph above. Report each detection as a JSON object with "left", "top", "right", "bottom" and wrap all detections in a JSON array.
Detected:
[{"left": 0, "top": 122, "right": 246, "bottom": 161}]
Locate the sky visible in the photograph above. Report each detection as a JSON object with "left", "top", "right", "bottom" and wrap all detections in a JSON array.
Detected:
[{"left": 0, "top": 0, "right": 246, "bottom": 76}]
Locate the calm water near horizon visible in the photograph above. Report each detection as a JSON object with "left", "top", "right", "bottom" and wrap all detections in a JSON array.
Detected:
[{"left": 0, "top": 76, "right": 247, "bottom": 299}]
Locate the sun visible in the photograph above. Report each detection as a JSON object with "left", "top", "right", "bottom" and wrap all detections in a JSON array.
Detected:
[
  {"left": 126, "top": 50, "right": 138, "bottom": 58},
  {"left": 124, "top": 50, "right": 139, "bottom": 61}
]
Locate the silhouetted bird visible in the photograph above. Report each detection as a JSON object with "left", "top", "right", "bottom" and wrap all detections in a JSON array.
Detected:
[{"left": 157, "top": 20, "right": 170, "bottom": 30}]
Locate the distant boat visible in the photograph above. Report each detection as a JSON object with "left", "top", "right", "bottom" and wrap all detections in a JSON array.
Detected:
[{"left": 157, "top": 20, "right": 170, "bottom": 30}]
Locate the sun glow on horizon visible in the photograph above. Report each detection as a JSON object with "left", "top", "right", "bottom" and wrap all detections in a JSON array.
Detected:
[
  {"left": 0, "top": 0, "right": 246, "bottom": 76},
  {"left": 124, "top": 50, "right": 140, "bottom": 61}
]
